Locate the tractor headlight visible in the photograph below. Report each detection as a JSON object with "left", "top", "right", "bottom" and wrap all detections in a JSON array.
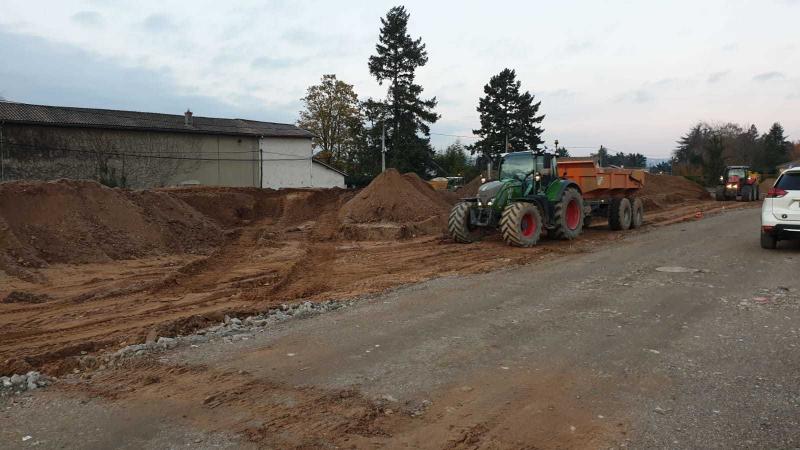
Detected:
[
  {"left": 481, "top": 177, "right": 486, "bottom": 184},
  {"left": 719, "top": 176, "right": 724, "bottom": 182},
  {"left": 487, "top": 200, "right": 493, "bottom": 206},
  {"left": 534, "top": 173, "right": 541, "bottom": 182}
]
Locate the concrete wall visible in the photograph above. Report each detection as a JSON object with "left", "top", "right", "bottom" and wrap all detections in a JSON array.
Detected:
[
  {"left": 0, "top": 124, "right": 261, "bottom": 188},
  {"left": 260, "top": 137, "right": 313, "bottom": 189},
  {"left": 311, "top": 162, "right": 345, "bottom": 188}
]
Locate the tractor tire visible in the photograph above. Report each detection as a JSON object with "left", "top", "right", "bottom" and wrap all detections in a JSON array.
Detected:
[
  {"left": 609, "top": 197, "right": 632, "bottom": 231},
  {"left": 760, "top": 231, "right": 777, "bottom": 249},
  {"left": 742, "top": 185, "right": 753, "bottom": 202},
  {"left": 755, "top": 185, "right": 760, "bottom": 200},
  {"left": 552, "top": 188, "right": 584, "bottom": 240},
  {"left": 448, "top": 202, "right": 482, "bottom": 243},
  {"left": 715, "top": 186, "right": 727, "bottom": 201},
  {"left": 630, "top": 197, "right": 644, "bottom": 229},
  {"left": 500, "top": 202, "right": 542, "bottom": 247}
]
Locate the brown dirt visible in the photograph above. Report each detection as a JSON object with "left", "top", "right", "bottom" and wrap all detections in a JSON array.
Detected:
[
  {"left": 0, "top": 180, "right": 222, "bottom": 269},
  {"left": 0, "top": 175, "right": 758, "bottom": 377},
  {"left": 66, "top": 358, "right": 626, "bottom": 449},
  {"left": 639, "top": 173, "right": 711, "bottom": 209},
  {"left": 339, "top": 169, "right": 449, "bottom": 224},
  {"left": 455, "top": 175, "right": 483, "bottom": 198}
]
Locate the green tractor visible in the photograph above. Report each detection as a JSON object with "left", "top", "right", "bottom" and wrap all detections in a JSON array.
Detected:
[
  {"left": 450, "top": 150, "right": 646, "bottom": 247},
  {"left": 448, "top": 151, "right": 585, "bottom": 247}
]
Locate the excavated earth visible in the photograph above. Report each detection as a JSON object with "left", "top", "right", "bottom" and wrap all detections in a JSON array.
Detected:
[{"left": 0, "top": 173, "right": 754, "bottom": 377}]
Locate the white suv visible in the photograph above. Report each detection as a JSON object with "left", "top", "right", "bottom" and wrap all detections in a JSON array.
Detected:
[{"left": 761, "top": 166, "right": 800, "bottom": 249}]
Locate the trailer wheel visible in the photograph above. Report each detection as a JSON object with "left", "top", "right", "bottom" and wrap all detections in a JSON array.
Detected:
[
  {"left": 448, "top": 202, "right": 483, "bottom": 243},
  {"left": 552, "top": 188, "right": 584, "bottom": 240},
  {"left": 630, "top": 198, "right": 644, "bottom": 229},
  {"left": 500, "top": 202, "right": 542, "bottom": 247},
  {"left": 609, "top": 197, "right": 632, "bottom": 231}
]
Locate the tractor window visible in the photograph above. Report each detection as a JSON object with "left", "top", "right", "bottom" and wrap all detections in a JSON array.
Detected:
[
  {"left": 775, "top": 172, "right": 800, "bottom": 190},
  {"left": 727, "top": 168, "right": 747, "bottom": 178},
  {"left": 500, "top": 154, "right": 534, "bottom": 181}
]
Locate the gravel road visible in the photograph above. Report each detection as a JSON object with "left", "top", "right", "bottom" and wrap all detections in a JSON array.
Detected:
[{"left": 2, "top": 207, "right": 798, "bottom": 449}]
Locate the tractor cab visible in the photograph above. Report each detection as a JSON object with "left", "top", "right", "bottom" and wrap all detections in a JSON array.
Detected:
[{"left": 497, "top": 151, "right": 558, "bottom": 196}]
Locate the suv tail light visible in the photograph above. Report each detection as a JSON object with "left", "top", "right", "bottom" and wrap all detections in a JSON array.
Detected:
[{"left": 767, "top": 187, "right": 787, "bottom": 198}]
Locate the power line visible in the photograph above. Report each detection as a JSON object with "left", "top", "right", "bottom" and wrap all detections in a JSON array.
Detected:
[{"left": 0, "top": 140, "right": 311, "bottom": 162}]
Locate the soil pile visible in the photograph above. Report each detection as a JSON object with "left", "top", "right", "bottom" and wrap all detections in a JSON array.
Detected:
[
  {"left": 640, "top": 174, "right": 710, "bottom": 209},
  {"left": 0, "top": 180, "right": 222, "bottom": 269},
  {"left": 402, "top": 173, "right": 454, "bottom": 210},
  {"left": 339, "top": 169, "right": 449, "bottom": 223},
  {"left": 456, "top": 175, "right": 484, "bottom": 198}
]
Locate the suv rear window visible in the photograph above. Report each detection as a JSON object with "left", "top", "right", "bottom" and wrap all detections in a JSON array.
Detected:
[{"left": 775, "top": 172, "right": 800, "bottom": 190}]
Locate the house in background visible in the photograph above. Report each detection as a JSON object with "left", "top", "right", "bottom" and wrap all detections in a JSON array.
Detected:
[{"left": 0, "top": 101, "right": 345, "bottom": 189}]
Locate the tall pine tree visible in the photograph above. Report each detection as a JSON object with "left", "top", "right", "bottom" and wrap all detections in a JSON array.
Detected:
[
  {"left": 473, "top": 68, "right": 544, "bottom": 161},
  {"left": 368, "top": 6, "right": 439, "bottom": 176},
  {"left": 761, "top": 122, "right": 790, "bottom": 172}
]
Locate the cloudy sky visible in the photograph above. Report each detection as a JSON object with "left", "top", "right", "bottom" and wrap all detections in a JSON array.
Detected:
[{"left": 1, "top": 0, "right": 798, "bottom": 157}]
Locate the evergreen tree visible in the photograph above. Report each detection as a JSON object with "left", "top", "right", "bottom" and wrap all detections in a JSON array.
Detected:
[
  {"left": 594, "top": 145, "right": 609, "bottom": 166},
  {"left": 473, "top": 68, "right": 545, "bottom": 161},
  {"left": 703, "top": 132, "right": 726, "bottom": 185},
  {"left": 761, "top": 122, "right": 790, "bottom": 173},
  {"left": 554, "top": 146, "right": 570, "bottom": 157},
  {"left": 368, "top": 6, "right": 439, "bottom": 176},
  {"left": 675, "top": 123, "right": 709, "bottom": 166}
]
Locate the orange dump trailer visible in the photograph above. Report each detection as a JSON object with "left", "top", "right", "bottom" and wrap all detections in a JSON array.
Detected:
[
  {"left": 557, "top": 157, "right": 646, "bottom": 229},
  {"left": 557, "top": 157, "right": 645, "bottom": 200}
]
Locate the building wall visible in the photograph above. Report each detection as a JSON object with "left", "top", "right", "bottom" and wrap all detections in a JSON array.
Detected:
[
  {"left": 0, "top": 124, "right": 261, "bottom": 188},
  {"left": 311, "top": 162, "right": 345, "bottom": 188},
  {"left": 260, "top": 137, "right": 313, "bottom": 189}
]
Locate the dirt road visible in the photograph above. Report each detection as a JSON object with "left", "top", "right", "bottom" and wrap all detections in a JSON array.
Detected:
[{"left": 2, "top": 207, "right": 799, "bottom": 449}]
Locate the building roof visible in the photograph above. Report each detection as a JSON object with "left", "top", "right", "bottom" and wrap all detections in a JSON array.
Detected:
[
  {"left": 0, "top": 101, "right": 313, "bottom": 139},
  {"left": 312, "top": 158, "right": 347, "bottom": 177}
]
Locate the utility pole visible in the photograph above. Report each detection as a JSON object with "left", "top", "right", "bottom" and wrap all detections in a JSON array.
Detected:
[{"left": 381, "top": 121, "right": 386, "bottom": 173}]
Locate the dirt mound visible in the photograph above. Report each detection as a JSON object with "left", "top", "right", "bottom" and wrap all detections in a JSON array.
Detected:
[
  {"left": 339, "top": 169, "right": 449, "bottom": 224},
  {"left": 456, "top": 175, "right": 483, "bottom": 198},
  {"left": 2, "top": 291, "right": 51, "bottom": 304},
  {"left": 0, "top": 180, "right": 222, "bottom": 267},
  {"left": 640, "top": 174, "right": 710, "bottom": 209}
]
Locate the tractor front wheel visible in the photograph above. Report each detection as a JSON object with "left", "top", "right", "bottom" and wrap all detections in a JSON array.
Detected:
[
  {"left": 552, "top": 188, "right": 584, "bottom": 240},
  {"left": 448, "top": 202, "right": 483, "bottom": 243},
  {"left": 500, "top": 202, "right": 542, "bottom": 247}
]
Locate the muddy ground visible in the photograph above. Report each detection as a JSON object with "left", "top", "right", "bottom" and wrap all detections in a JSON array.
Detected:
[{"left": 0, "top": 173, "right": 755, "bottom": 377}]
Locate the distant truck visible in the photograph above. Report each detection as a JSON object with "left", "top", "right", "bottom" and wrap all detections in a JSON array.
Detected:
[
  {"left": 448, "top": 152, "right": 645, "bottom": 247},
  {"left": 715, "top": 166, "right": 760, "bottom": 202}
]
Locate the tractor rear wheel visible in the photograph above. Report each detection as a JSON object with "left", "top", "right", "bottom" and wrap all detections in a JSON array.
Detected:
[
  {"left": 448, "top": 202, "right": 482, "bottom": 243},
  {"left": 631, "top": 197, "right": 644, "bottom": 228},
  {"left": 609, "top": 197, "right": 632, "bottom": 231},
  {"left": 500, "top": 202, "right": 542, "bottom": 247},
  {"left": 742, "top": 185, "right": 753, "bottom": 202},
  {"left": 552, "top": 188, "right": 584, "bottom": 240}
]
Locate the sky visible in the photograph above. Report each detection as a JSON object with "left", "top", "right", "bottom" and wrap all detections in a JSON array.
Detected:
[{"left": 0, "top": 0, "right": 798, "bottom": 158}]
